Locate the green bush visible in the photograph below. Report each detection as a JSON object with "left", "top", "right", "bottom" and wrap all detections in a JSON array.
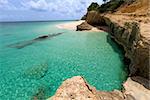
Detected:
[
  {"left": 98, "top": 0, "right": 124, "bottom": 13},
  {"left": 87, "top": 0, "right": 125, "bottom": 13},
  {"left": 87, "top": 2, "right": 99, "bottom": 11}
]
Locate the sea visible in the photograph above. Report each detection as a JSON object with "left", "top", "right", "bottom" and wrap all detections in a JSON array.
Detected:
[{"left": 0, "top": 21, "right": 128, "bottom": 99}]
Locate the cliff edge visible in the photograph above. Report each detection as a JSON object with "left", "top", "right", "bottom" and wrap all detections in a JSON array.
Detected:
[
  {"left": 84, "top": 0, "right": 150, "bottom": 88},
  {"left": 48, "top": 0, "right": 150, "bottom": 99},
  {"left": 48, "top": 76, "right": 150, "bottom": 100}
]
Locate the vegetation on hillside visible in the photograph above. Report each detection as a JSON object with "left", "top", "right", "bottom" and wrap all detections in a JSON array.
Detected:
[
  {"left": 87, "top": 0, "right": 126, "bottom": 13},
  {"left": 87, "top": 2, "right": 99, "bottom": 11},
  {"left": 98, "top": 0, "right": 125, "bottom": 13}
]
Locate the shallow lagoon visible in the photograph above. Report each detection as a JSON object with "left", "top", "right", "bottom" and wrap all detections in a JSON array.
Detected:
[{"left": 0, "top": 21, "right": 127, "bottom": 99}]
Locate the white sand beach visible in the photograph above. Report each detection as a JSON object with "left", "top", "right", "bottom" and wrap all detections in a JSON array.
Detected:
[{"left": 56, "top": 20, "right": 104, "bottom": 32}]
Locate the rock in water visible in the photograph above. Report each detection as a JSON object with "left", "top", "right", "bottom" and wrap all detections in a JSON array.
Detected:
[
  {"left": 32, "top": 85, "right": 50, "bottom": 100},
  {"left": 48, "top": 76, "right": 150, "bottom": 100},
  {"left": 24, "top": 63, "right": 48, "bottom": 79},
  {"left": 76, "top": 22, "right": 92, "bottom": 31},
  {"left": 48, "top": 76, "right": 124, "bottom": 100},
  {"left": 36, "top": 35, "right": 49, "bottom": 39},
  {"left": 8, "top": 33, "right": 63, "bottom": 49},
  {"left": 32, "top": 87, "right": 46, "bottom": 100}
]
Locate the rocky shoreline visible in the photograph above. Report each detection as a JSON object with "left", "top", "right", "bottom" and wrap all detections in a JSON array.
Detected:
[
  {"left": 48, "top": 76, "right": 150, "bottom": 100},
  {"left": 48, "top": 0, "right": 150, "bottom": 99},
  {"left": 84, "top": 11, "right": 150, "bottom": 88},
  {"left": 49, "top": 13, "right": 150, "bottom": 100}
]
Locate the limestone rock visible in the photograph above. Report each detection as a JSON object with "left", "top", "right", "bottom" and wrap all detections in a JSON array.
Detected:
[
  {"left": 86, "top": 11, "right": 105, "bottom": 26},
  {"left": 48, "top": 76, "right": 124, "bottom": 100},
  {"left": 47, "top": 76, "right": 150, "bottom": 100},
  {"left": 85, "top": 11, "right": 150, "bottom": 88},
  {"left": 48, "top": 76, "right": 97, "bottom": 100},
  {"left": 76, "top": 22, "right": 92, "bottom": 31},
  {"left": 103, "top": 17, "right": 150, "bottom": 85},
  {"left": 123, "top": 78, "right": 150, "bottom": 100}
]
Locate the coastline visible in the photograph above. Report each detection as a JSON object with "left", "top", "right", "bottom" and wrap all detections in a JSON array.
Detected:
[
  {"left": 56, "top": 20, "right": 104, "bottom": 32},
  {"left": 53, "top": 19, "right": 150, "bottom": 100}
]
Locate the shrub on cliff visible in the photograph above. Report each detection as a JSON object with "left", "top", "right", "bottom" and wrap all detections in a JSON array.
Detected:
[
  {"left": 98, "top": 0, "right": 125, "bottom": 13},
  {"left": 87, "top": 2, "right": 99, "bottom": 11},
  {"left": 87, "top": 0, "right": 125, "bottom": 13}
]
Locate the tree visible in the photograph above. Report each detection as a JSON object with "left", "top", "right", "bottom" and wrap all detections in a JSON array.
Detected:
[{"left": 87, "top": 2, "right": 99, "bottom": 11}]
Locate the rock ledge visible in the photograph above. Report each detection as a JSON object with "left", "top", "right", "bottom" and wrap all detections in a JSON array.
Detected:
[
  {"left": 76, "top": 22, "right": 92, "bottom": 31},
  {"left": 48, "top": 76, "right": 150, "bottom": 100}
]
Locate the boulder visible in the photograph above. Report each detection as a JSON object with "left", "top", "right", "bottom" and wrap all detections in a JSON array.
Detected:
[
  {"left": 86, "top": 11, "right": 106, "bottom": 26},
  {"left": 76, "top": 22, "right": 92, "bottom": 31},
  {"left": 48, "top": 76, "right": 124, "bottom": 100},
  {"left": 48, "top": 76, "right": 150, "bottom": 100}
]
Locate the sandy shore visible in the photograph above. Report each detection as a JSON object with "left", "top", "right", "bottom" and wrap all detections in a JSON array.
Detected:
[{"left": 56, "top": 20, "right": 104, "bottom": 32}]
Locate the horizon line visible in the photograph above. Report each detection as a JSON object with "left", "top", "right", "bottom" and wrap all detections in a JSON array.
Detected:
[{"left": 0, "top": 19, "right": 80, "bottom": 23}]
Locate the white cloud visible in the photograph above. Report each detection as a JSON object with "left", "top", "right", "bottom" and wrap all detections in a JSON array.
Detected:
[
  {"left": 23, "top": 0, "right": 102, "bottom": 16},
  {"left": 27, "top": 0, "right": 49, "bottom": 11},
  {"left": 0, "top": 0, "right": 102, "bottom": 21},
  {"left": 0, "top": 0, "right": 8, "bottom": 7},
  {"left": 0, "top": 0, "right": 8, "bottom": 5},
  {"left": 0, "top": 0, "right": 17, "bottom": 10}
]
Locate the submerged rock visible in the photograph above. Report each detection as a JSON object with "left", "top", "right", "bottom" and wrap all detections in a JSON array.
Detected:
[
  {"left": 36, "top": 35, "right": 49, "bottom": 39},
  {"left": 76, "top": 22, "right": 92, "bottom": 31},
  {"left": 32, "top": 85, "right": 50, "bottom": 100},
  {"left": 32, "top": 87, "right": 46, "bottom": 100},
  {"left": 8, "top": 33, "right": 63, "bottom": 49},
  {"left": 24, "top": 63, "right": 48, "bottom": 79},
  {"left": 34, "top": 33, "right": 63, "bottom": 40}
]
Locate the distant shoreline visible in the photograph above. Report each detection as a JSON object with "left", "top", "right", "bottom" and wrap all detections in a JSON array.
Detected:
[{"left": 56, "top": 20, "right": 104, "bottom": 32}]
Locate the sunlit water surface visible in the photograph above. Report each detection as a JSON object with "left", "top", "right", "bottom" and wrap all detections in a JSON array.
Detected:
[{"left": 0, "top": 21, "right": 128, "bottom": 99}]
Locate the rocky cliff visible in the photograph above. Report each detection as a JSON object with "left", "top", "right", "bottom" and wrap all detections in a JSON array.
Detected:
[
  {"left": 48, "top": 76, "right": 150, "bottom": 100},
  {"left": 48, "top": 76, "right": 125, "bottom": 100},
  {"left": 49, "top": 14, "right": 150, "bottom": 99},
  {"left": 85, "top": 9, "right": 150, "bottom": 89},
  {"left": 116, "top": 0, "right": 149, "bottom": 15},
  {"left": 48, "top": 0, "right": 150, "bottom": 99}
]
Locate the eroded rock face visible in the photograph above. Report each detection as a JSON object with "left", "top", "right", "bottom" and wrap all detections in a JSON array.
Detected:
[
  {"left": 76, "top": 22, "right": 92, "bottom": 31},
  {"left": 48, "top": 76, "right": 125, "bottom": 100},
  {"left": 123, "top": 78, "right": 150, "bottom": 100},
  {"left": 85, "top": 11, "right": 150, "bottom": 89},
  {"left": 103, "top": 17, "right": 150, "bottom": 83},
  {"left": 86, "top": 11, "right": 105, "bottom": 26},
  {"left": 49, "top": 76, "right": 97, "bottom": 100},
  {"left": 48, "top": 76, "right": 150, "bottom": 100}
]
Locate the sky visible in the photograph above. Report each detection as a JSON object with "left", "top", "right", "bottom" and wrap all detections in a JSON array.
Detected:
[{"left": 0, "top": 0, "right": 103, "bottom": 21}]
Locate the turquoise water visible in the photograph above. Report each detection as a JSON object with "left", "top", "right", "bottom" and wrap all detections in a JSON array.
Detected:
[{"left": 0, "top": 21, "right": 127, "bottom": 99}]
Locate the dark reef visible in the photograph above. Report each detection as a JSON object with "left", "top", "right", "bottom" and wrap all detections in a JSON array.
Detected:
[{"left": 7, "top": 32, "right": 63, "bottom": 49}]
